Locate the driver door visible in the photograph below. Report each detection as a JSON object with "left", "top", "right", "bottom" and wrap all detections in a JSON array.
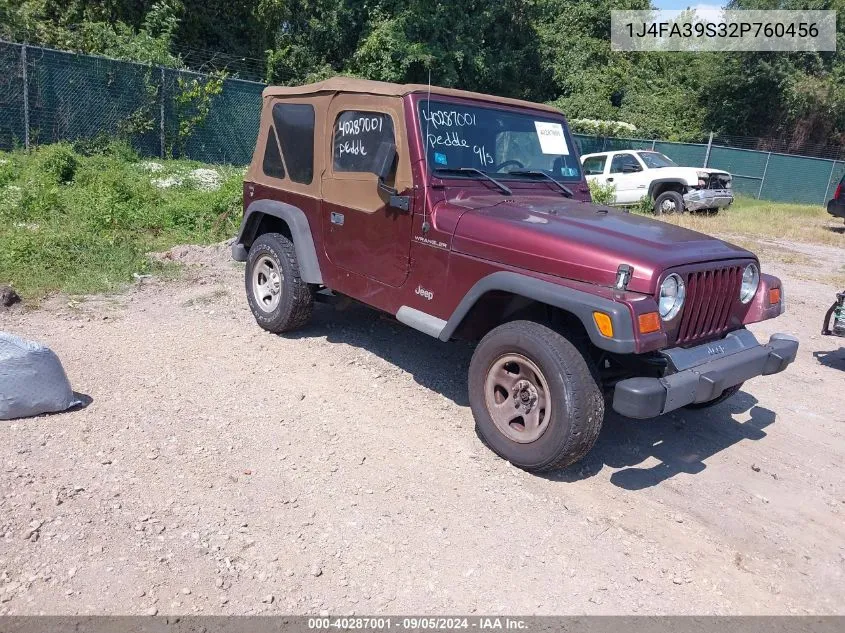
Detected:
[
  {"left": 607, "top": 152, "right": 647, "bottom": 204},
  {"left": 321, "top": 96, "right": 414, "bottom": 288}
]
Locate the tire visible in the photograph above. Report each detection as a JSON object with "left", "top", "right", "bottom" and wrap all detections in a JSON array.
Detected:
[
  {"left": 468, "top": 320, "right": 605, "bottom": 472},
  {"left": 654, "top": 190, "right": 685, "bottom": 215},
  {"left": 245, "top": 232, "right": 313, "bottom": 333},
  {"left": 684, "top": 383, "right": 743, "bottom": 410}
]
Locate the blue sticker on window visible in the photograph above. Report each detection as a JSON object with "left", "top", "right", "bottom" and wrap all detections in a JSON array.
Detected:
[{"left": 434, "top": 152, "right": 448, "bottom": 165}]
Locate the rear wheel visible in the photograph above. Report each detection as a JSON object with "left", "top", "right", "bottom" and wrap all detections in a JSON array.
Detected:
[
  {"left": 468, "top": 320, "right": 604, "bottom": 472},
  {"left": 654, "top": 190, "right": 685, "bottom": 215},
  {"left": 245, "top": 232, "right": 313, "bottom": 333}
]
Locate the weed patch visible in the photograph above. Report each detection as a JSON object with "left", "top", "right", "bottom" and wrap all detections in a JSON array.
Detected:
[
  {"left": 0, "top": 143, "right": 242, "bottom": 298},
  {"left": 636, "top": 197, "right": 845, "bottom": 248}
]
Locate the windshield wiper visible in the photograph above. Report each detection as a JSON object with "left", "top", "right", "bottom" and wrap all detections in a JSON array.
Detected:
[
  {"left": 433, "top": 167, "right": 512, "bottom": 195},
  {"left": 506, "top": 169, "right": 573, "bottom": 198}
]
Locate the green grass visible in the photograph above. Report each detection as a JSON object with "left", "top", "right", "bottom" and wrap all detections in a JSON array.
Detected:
[
  {"left": 0, "top": 142, "right": 243, "bottom": 299},
  {"left": 637, "top": 196, "right": 845, "bottom": 248}
]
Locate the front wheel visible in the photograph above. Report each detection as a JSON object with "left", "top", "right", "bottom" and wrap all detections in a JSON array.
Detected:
[
  {"left": 468, "top": 321, "right": 605, "bottom": 472},
  {"left": 245, "top": 232, "right": 313, "bottom": 333},
  {"left": 654, "top": 190, "right": 685, "bottom": 215}
]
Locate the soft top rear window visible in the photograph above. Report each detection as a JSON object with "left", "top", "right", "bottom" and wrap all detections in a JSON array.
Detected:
[{"left": 272, "top": 103, "right": 315, "bottom": 184}]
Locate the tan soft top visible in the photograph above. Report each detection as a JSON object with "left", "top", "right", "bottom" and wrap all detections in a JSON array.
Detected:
[{"left": 262, "top": 77, "right": 562, "bottom": 115}]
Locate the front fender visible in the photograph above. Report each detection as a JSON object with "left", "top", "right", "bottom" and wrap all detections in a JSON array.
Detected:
[
  {"left": 647, "top": 178, "right": 691, "bottom": 198},
  {"left": 743, "top": 273, "right": 784, "bottom": 325},
  {"left": 439, "top": 272, "right": 638, "bottom": 353},
  {"left": 232, "top": 199, "right": 323, "bottom": 285}
]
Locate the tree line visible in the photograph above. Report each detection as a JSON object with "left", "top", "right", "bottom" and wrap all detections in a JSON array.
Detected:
[{"left": 2, "top": 0, "right": 843, "bottom": 155}]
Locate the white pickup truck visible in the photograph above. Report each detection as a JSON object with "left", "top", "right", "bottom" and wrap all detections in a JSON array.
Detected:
[{"left": 581, "top": 149, "right": 734, "bottom": 214}]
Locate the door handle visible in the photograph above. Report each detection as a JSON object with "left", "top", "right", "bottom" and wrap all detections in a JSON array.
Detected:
[
  {"left": 330, "top": 212, "right": 344, "bottom": 226},
  {"left": 607, "top": 177, "right": 614, "bottom": 182}
]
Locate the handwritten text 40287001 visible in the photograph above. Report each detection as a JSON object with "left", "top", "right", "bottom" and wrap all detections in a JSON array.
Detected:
[{"left": 421, "top": 107, "right": 494, "bottom": 167}]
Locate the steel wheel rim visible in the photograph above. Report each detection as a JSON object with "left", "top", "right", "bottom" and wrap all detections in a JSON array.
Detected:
[
  {"left": 484, "top": 353, "right": 552, "bottom": 444},
  {"left": 251, "top": 255, "right": 283, "bottom": 312},
  {"left": 661, "top": 198, "right": 678, "bottom": 214}
]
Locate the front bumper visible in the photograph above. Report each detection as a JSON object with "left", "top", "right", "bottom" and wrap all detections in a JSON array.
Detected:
[
  {"left": 684, "top": 188, "right": 734, "bottom": 212},
  {"left": 612, "top": 330, "right": 798, "bottom": 419},
  {"left": 827, "top": 198, "right": 845, "bottom": 219}
]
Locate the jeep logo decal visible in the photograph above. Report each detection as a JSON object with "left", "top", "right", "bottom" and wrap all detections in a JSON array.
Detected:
[
  {"left": 706, "top": 344, "right": 725, "bottom": 356},
  {"left": 415, "top": 285, "right": 434, "bottom": 301}
]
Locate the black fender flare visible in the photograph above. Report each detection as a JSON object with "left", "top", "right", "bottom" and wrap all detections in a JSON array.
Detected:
[
  {"left": 648, "top": 178, "right": 688, "bottom": 199},
  {"left": 231, "top": 199, "right": 323, "bottom": 285},
  {"left": 439, "top": 271, "right": 637, "bottom": 353}
]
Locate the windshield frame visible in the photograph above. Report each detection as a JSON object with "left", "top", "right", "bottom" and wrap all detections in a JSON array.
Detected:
[{"left": 410, "top": 94, "right": 584, "bottom": 184}]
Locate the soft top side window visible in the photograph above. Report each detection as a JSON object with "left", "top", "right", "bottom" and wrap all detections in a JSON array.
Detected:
[
  {"left": 333, "top": 111, "right": 395, "bottom": 175},
  {"left": 262, "top": 125, "right": 285, "bottom": 180},
  {"left": 272, "top": 103, "right": 315, "bottom": 184}
]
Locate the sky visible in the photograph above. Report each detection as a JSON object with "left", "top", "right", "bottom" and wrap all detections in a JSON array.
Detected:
[{"left": 651, "top": 1, "right": 726, "bottom": 9}]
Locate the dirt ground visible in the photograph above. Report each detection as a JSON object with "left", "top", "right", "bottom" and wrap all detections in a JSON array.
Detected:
[{"left": 0, "top": 235, "right": 843, "bottom": 616}]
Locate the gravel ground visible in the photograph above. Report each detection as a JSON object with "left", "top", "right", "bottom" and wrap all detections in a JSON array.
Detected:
[{"left": 0, "top": 237, "right": 843, "bottom": 616}]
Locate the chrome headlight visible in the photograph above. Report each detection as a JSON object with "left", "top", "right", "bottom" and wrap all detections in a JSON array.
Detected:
[
  {"left": 740, "top": 263, "right": 760, "bottom": 304},
  {"left": 659, "top": 273, "right": 686, "bottom": 321}
]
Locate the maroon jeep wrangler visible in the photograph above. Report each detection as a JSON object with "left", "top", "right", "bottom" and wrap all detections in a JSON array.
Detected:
[{"left": 232, "top": 78, "right": 798, "bottom": 472}]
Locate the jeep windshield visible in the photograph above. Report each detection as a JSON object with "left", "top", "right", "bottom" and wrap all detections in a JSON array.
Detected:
[
  {"left": 418, "top": 100, "right": 582, "bottom": 182},
  {"left": 637, "top": 151, "right": 677, "bottom": 169}
]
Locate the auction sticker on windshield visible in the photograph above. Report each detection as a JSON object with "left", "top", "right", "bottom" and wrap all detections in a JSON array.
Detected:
[{"left": 534, "top": 122, "right": 569, "bottom": 155}]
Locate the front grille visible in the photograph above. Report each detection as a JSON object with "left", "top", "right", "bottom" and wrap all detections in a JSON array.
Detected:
[
  {"left": 675, "top": 266, "right": 743, "bottom": 344},
  {"left": 707, "top": 173, "right": 731, "bottom": 189}
]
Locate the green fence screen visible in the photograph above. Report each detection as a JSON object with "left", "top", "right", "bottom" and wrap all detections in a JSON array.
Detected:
[
  {"left": 0, "top": 41, "right": 264, "bottom": 164},
  {"left": 0, "top": 42, "right": 25, "bottom": 148},
  {"left": 1, "top": 41, "right": 842, "bottom": 206}
]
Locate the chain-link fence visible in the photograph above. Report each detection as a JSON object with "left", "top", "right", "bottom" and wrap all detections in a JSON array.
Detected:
[
  {"left": 0, "top": 41, "right": 264, "bottom": 164},
  {"left": 1, "top": 41, "right": 842, "bottom": 205},
  {"left": 572, "top": 134, "right": 845, "bottom": 206}
]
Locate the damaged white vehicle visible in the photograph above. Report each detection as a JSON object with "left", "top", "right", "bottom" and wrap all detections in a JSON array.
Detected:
[{"left": 581, "top": 149, "right": 733, "bottom": 215}]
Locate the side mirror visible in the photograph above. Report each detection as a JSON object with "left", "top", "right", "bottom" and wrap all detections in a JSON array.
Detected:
[
  {"left": 622, "top": 163, "right": 642, "bottom": 173},
  {"left": 372, "top": 141, "right": 409, "bottom": 212},
  {"left": 373, "top": 141, "right": 397, "bottom": 182}
]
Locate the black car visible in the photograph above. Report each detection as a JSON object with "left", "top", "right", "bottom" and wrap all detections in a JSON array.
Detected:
[{"left": 828, "top": 172, "right": 845, "bottom": 220}]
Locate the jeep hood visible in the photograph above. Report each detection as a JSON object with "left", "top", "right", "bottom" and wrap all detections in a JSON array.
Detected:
[{"left": 447, "top": 195, "right": 754, "bottom": 294}]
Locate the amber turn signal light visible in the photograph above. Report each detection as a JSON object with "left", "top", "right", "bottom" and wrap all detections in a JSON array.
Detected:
[
  {"left": 638, "top": 312, "right": 661, "bottom": 334},
  {"left": 592, "top": 312, "right": 614, "bottom": 338},
  {"left": 769, "top": 287, "right": 781, "bottom": 305}
]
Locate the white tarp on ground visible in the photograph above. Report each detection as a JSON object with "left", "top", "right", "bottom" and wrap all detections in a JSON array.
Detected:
[{"left": 0, "top": 332, "right": 80, "bottom": 420}]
